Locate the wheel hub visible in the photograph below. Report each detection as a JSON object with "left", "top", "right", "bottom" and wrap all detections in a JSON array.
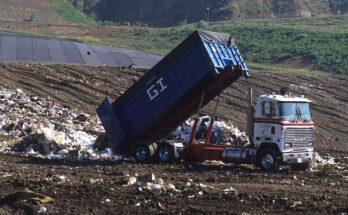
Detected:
[
  {"left": 135, "top": 146, "right": 147, "bottom": 161},
  {"left": 159, "top": 147, "right": 170, "bottom": 162},
  {"left": 261, "top": 154, "right": 274, "bottom": 170}
]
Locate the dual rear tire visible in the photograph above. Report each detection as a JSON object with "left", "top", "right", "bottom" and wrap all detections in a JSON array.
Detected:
[
  {"left": 134, "top": 142, "right": 174, "bottom": 163},
  {"left": 157, "top": 143, "right": 174, "bottom": 163},
  {"left": 134, "top": 143, "right": 156, "bottom": 163}
]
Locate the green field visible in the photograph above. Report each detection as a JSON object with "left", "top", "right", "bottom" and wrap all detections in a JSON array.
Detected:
[{"left": 50, "top": 0, "right": 96, "bottom": 24}]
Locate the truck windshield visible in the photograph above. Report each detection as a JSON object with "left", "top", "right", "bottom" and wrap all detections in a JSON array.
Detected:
[{"left": 279, "top": 102, "right": 311, "bottom": 121}]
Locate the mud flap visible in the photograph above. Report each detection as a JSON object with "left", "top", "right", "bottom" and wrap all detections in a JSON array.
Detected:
[{"left": 96, "top": 97, "right": 126, "bottom": 152}]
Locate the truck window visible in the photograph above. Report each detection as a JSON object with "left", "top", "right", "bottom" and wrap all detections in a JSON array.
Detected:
[
  {"left": 262, "top": 101, "right": 276, "bottom": 117},
  {"left": 278, "top": 102, "right": 311, "bottom": 120}
]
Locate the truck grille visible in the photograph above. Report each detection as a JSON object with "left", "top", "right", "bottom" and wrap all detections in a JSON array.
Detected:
[{"left": 285, "top": 128, "right": 313, "bottom": 147}]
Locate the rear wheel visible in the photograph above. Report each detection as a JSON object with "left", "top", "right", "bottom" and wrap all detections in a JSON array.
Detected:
[
  {"left": 134, "top": 143, "right": 155, "bottom": 163},
  {"left": 257, "top": 148, "right": 278, "bottom": 171},
  {"left": 157, "top": 143, "right": 174, "bottom": 163}
]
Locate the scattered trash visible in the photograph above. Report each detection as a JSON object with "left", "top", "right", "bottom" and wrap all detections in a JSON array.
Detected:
[
  {"left": 90, "top": 178, "right": 104, "bottom": 184},
  {"left": 169, "top": 116, "right": 250, "bottom": 146},
  {"left": 280, "top": 179, "right": 292, "bottom": 184},
  {"left": 310, "top": 152, "right": 342, "bottom": 170},
  {"left": 196, "top": 183, "right": 214, "bottom": 189},
  {"left": 57, "top": 175, "right": 68, "bottom": 183},
  {"left": 290, "top": 201, "right": 302, "bottom": 208},
  {"left": 222, "top": 187, "right": 238, "bottom": 195},
  {"left": 166, "top": 183, "right": 176, "bottom": 191},
  {"left": 198, "top": 183, "right": 208, "bottom": 188},
  {"left": 145, "top": 182, "right": 162, "bottom": 190},
  {"left": 0, "top": 84, "right": 121, "bottom": 160},
  {"left": 125, "top": 177, "right": 137, "bottom": 186},
  {"left": 1, "top": 172, "right": 13, "bottom": 178},
  {"left": 37, "top": 206, "right": 47, "bottom": 214},
  {"left": 158, "top": 202, "right": 165, "bottom": 210},
  {"left": 123, "top": 174, "right": 179, "bottom": 193},
  {"left": 0, "top": 189, "right": 54, "bottom": 205},
  {"left": 158, "top": 178, "right": 164, "bottom": 185},
  {"left": 138, "top": 173, "right": 156, "bottom": 182},
  {"left": 57, "top": 149, "right": 69, "bottom": 156},
  {"left": 314, "top": 152, "right": 334, "bottom": 164}
]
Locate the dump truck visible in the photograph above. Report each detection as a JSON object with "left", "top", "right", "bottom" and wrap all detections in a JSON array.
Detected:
[{"left": 97, "top": 30, "right": 314, "bottom": 171}]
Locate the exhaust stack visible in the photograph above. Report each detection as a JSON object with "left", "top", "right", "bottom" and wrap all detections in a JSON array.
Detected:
[{"left": 246, "top": 88, "right": 255, "bottom": 145}]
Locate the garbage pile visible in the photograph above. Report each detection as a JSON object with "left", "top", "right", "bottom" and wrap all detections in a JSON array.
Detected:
[
  {"left": 0, "top": 84, "right": 119, "bottom": 160},
  {"left": 0, "top": 84, "right": 250, "bottom": 159},
  {"left": 169, "top": 115, "right": 250, "bottom": 146},
  {"left": 309, "top": 152, "right": 344, "bottom": 171}
]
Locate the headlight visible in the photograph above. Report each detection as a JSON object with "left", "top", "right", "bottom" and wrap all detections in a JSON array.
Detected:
[
  {"left": 285, "top": 143, "right": 292, "bottom": 148},
  {"left": 307, "top": 142, "right": 313, "bottom": 146}
]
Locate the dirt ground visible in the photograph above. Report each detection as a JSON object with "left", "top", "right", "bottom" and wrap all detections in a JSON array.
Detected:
[
  {"left": 0, "top": 154, "right": 347, "bottom": 215},
  {"left": 0, "top": 62, "right": 347, "bottom": 214}
]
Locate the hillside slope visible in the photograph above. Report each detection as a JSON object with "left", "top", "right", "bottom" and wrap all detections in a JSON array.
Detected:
[
  {"left": 82, "top": 0, "right": 348, "bottom": 26},
  {"left": 0, "top": 0, "right": 63, "bottom": 24},
  {"left": 0, "top": 0, "right": 94, "bottom": 27}
]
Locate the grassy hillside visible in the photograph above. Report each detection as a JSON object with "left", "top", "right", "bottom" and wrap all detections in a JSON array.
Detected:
[
  {"left": 0, "top": 0, "right": 94, "bottom": 25},
  {"left": 95, "top": 16, "right": 348, "bottom": 75},
  {"left": 50, "top": 0, "right": 96, "bottom": 24},
  {"left": 0, "top": 0, "right": 64, "bottom": 24},
  {"left": 79, "top": 0, "right": 348, "bottom": 26}
]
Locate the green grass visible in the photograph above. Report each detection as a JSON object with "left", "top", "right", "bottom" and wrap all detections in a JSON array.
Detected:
[
  {"left": 221, "top": 15, "right": 348, "bottom": 32},
  {"left": 248, "top": 63, "right": 327, "bottom": 76},
  {"left": 49, "top": 0, "right": 96, "bottom": 24},
  {"left": 210, "top": 24, "right": 348, "bottom": 74}
]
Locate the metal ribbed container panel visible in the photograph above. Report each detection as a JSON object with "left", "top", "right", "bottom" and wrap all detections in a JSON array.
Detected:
[{"left": 97, "top": 30, "right": 248, "bottom": 150}]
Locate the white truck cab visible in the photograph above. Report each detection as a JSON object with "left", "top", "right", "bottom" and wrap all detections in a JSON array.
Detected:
[{"left": 252, "top": 93, "right": 314, "bottom": 170}]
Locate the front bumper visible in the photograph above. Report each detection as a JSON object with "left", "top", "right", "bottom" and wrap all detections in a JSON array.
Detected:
[{"left": 282, "top": 150, "right": 314, "bottom": 164}]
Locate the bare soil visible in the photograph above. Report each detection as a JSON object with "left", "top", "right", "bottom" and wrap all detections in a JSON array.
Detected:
[
  {"left": 0, "top": 154, "right": 347, "bottom": 215},
  {"left": 0, "top": 62, "right": 347, "bottom": 214}
]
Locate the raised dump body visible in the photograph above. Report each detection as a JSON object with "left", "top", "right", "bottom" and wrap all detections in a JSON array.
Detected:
[{"left": 97, "top": 30, "right": 248, "bottom": 152}]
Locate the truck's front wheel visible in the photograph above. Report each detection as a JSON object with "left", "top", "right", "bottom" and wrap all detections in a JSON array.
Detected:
[
  {"left": 257, "top": 148, "right": 278, "bottom": 171},
  {"left": 134, "top": 143, "right": 155, "bottom": 163}
]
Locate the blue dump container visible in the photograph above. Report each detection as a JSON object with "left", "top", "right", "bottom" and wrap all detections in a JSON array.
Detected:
[{"left": 97, "top": 30, "right": 248, "bottom": 152}]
